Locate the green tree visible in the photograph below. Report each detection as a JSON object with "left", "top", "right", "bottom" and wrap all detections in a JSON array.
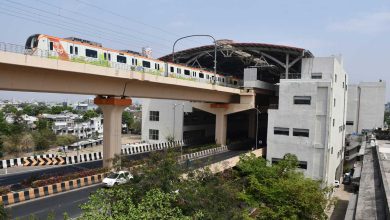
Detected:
[
  {"left": 80, "top": 187, "right": 189, "bottom": 219},
  {"left": 32, "top": 129, "right": 56, "bottom": 151},
  {"left": 130, "top": 120, "right": 141, "bottom": 134},
  {"left": 2, "top": 104, "right": 17, "bottom": 114},
  {"left": 56, "top": 134, "right": 77, "bottom": 146},
  {"left": 236, "top": 153, "right": 329, "bottom": 220},
  {"left": 0, "top": 203, "right": 8, "bottom": 220},
  {"left": 49, "top": 106, "right": 73, "bottom": 114},
  {"left": 122, "top": 111, "right": 134, "bottom": 128},
  {"left": 82, "top": 110, "right": 98, "bottom": 121}
]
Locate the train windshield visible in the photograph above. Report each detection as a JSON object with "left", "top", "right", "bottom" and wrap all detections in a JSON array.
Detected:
[{"left": 25, "top": 34, "right": 39, "bottom": 49}]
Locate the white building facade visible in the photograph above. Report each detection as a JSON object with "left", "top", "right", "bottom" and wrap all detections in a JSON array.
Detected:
[
  {"left": 346, "top": 81, "right": 386, "bottom": 134},
  {"left": 267, "top": 57, "right": 348, "bottom": 185}
]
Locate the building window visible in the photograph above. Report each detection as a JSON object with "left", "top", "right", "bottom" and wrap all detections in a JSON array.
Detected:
[
  {"left": 293, "top": 96, "right": 311, "bottom": 105},
  {"left": 274, "top": 127, "right": 289, "bottom": 136},
  {"left": 70, "top": 46, "right": 73, "bottom": 54},
  {"left": 293, "top": 128, "right": 309, "bottom": 137},
  {"left": 149, "top": 129, "right": 159, "bottom": 140},
  {"left": 199, "top": 72, "right": 204, "bottom": 78},
  {"left": 75, "top": 47, "right": 78, "bottom": 55},
  {"left": 311, "top": 73, "right": 322, "bottom": 79},
  {"left": 346, "top": 121, "right": 354, "bottom": 125},
  {"left": 117, "top": 55, "right": 127, "bottom": 63},
  {"left": 49, "top": 42, "right": 54, "bottom": 51},
  {"left": 142, "top": 60, "right": 151, "bottom": 68},
  {"left": 192, "top": 71, "right": 196, "bottom": 77},
  {"left": 206, "top": 75, "right": 209, "bottom": 79},
  {"left": 177, "top": 68, "right": 181, "bottom": 74},
  {"left": 149, "top": 111, "right": 159, "bottom": 121},
  {"left": 272, "top": 158, "right": 307, "bottom": 169},
  {"left": 108, "top": 53, "right": 111, "bottom": 61},
  {"left": 103, "top": 52, "right": 107, "bottom": 60},
  {"left": 155, "top": 63, "right": 160, "bottom": 70},
  {"left": 86, "top": 49, "right": 98, "bottom": 58},
  {"left": 170, "top": 66, "right": 174, "bottom": 73},
  {"left": 184, "top": 69, "right": 190, "bottom": 76}
]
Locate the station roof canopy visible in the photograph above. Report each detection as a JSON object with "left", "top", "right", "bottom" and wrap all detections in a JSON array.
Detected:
[{"left": 159, "top": 40, "right": 314, "bottom": 79}]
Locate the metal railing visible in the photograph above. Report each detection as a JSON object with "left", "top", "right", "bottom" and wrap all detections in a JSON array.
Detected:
[{"left": 0, "top": 42, "right": 242, "bottom": 88}]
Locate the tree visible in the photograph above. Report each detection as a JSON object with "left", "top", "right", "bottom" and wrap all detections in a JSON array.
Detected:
[
  {"left": 2, "top": 104, "right": 17, "bottom": 114},
  {"left": 35, "top": 119, "right": 52, "bottom": 131},
  {"left": 80, "top": 187, "right": 189, "bottom": 219},
  {"left": 56, "top": 134, "right": 78, "bottom": 146},
  {"left": 83, "top": 110, "right": 98, "bottom": 121},
  {"left": 32, "top": 129, "right": 56, "bottom": 151},
  {"left": 130, "top": 120, "right": 141, "bottom": 134},
  {"left": 236, "top": 153, "right": 329, "bottom": 220},
  {"left": 49, "top": 105, "right": 73, "bottom": 114},
  {"left": 122, "top": 111, "right": 134, "bottom": 128}
]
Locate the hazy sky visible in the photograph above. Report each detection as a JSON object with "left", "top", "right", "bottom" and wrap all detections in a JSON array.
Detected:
[{"left": 0, "top": 0, "right": 389, "bottom": 101}]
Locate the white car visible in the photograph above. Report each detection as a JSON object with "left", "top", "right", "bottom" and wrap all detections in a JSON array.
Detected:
[{"left": 102, "top": 171, "right": 133, "bottom": 187}]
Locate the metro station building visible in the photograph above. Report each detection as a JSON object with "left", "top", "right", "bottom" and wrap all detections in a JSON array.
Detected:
[{"left": 142, "top": 40, "right": 348, "bottom": 184}]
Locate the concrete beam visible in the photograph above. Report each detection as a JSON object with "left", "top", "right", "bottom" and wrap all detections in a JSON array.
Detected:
[{"left": 0, "top": 51, "right": 242, "bottom": 103}]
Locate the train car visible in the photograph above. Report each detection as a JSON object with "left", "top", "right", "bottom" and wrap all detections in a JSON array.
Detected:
[{"left": 25, "top": 34, "right": 241, "bottom": 87}]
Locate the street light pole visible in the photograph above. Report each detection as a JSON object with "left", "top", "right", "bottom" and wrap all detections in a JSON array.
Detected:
[{"left": 172, "top": 34, "right": 217, "bottom": 84}]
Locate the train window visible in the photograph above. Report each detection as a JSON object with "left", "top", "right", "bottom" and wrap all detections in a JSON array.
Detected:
[
  {"left": 233, "top": 81, "right": 238, "bottom": 85},
  {"left": 142, "top": 60, "right": 151, "bottom": 68},
  {"left": 75, "top": 47, "right": 78, "bottom": 55},
  {"left": 108, "top": 53, "right": 111, "bottom": 61},
  {"left": 86, "top": 49, "right": 97, "bottom": 58},
  {"left": 222, "top": 78, "right": 225, "bottom": 83},
  {"left": 184, "top": 70, "right": 190, "bottom": 76},
  {"left": 103, "top": 52, "right": 106, "bottom": 60},
  {"left": 131, "top": 58, "right": 135, "bottom": 65},
  {"left": 70, "top": 46, "right": 73, "bottom": 54},
  {"left": 49, "top": 42, "right": 53, "bottom": 51},
  {"left": 155, "top": 63, "right": 160, "bottom": 70},
  {"left": 199, "top": 73, "right": 204, "bottom": 78},
  {"left": 192, "top": 71, "right": 196, "bottom": 77},
  {"left": 170, "top": 66, "right": 174, "bottom": 73},
  {"left": 177, "top": 68, "right": 181, "bottom": 74},
  {"left": 206, "top": 75, "right": 209, "bottom": 79},
  {"left": 117, "top": 55, "right": 127, "bottom": 63}
]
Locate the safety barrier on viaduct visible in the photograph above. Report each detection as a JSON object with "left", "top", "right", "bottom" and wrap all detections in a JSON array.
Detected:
[{"left": 0, "top": 140, "right": 185, "bottom": 169}]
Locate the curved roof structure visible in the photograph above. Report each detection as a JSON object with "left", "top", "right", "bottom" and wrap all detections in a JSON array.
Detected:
[{"left": 160, "top": 40, "right": 313, "bottom": 84}]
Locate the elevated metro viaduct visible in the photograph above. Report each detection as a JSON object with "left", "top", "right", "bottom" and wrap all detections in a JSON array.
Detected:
[
  {"left": 0, "top": 40, "right": 312, "bottom": 167},
  {"left": 160, "top": 40, "right": 313, "bottom": 149}
]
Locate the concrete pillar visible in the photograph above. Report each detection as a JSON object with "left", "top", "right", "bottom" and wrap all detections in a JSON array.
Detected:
[
  {"left": 248, "top": 110, "right": 256, "bottom": 139},
  {"left": 94, "top": 97, "right": 132, "bottom": 168},
  {"left": 215, "top": 111, "right": 227, "bottom": 145}
]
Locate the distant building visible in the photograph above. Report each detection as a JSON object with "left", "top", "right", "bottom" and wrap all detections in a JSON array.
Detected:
[
  {"left": 267, "top": 56, "right": 348, "bottom": 185},
  {"left": 346, "top": 81, "right": 386, "bottom": 134}
]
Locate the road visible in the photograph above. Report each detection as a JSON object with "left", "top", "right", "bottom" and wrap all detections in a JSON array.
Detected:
[
  {"left": 7, "top": 150, "right": 247, "bottom": 219},
  {"left": 0, "top": 153, "right": 151, "bottom": 187}
]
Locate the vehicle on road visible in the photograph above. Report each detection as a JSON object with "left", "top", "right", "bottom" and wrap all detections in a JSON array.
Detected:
[
  {"left": 334, "top": 180, "right": 340, "bottom": 188},
  {"left": 102, "top": 171, "right": 133, "bottom": 187}
]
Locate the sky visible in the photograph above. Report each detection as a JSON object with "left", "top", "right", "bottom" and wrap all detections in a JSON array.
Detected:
[{"left": 0, "top": 0, "right": 389, "bottom": 101}]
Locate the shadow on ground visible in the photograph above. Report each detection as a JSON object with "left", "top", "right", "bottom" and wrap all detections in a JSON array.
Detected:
[{"left": 330, "top": 199, "right": 349, "bottom": 220}]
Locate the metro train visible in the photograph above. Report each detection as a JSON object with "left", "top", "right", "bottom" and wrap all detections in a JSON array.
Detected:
[{"left": 25, "top": 34, "right": 241, "bottom": 87}]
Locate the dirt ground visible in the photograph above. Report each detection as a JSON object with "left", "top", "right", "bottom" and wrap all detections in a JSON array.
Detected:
[{"left": 1, "top": 134, "right": 141, "bottom": 159}]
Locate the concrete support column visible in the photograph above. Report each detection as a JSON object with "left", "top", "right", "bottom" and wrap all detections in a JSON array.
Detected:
[
  {"left": 215, "top": 111, "right": 227, "bottom": 145},
  {"left": 248, "top": 110, "right": 256, "bottom": 139},
  {"left": 94, "top": 97, "right": 132, "bottom": 168}
]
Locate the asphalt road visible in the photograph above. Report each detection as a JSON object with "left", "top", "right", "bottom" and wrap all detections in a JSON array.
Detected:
[
  {"left": 7, "top": 184, "right": 102, "bottom": 220},
  {"left": 0, "top": 153, "right": 152, "bottom": 187},
  {"left": 7, "top": 150, "right": 247, "bottom": 219}
]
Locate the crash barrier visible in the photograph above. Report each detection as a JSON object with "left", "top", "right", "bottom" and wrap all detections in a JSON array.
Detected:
[
  {"left": 180, "top": 145, "right": 228, "bottom": 161},
  {"left": 0, "top": 173, "right": 105, "bottom": 206},
  {"left": 0, "top": 154, "right": 57, "bottom": 169},
  {"left": 0, "top": 140, "right": 185, "bottom": 169}
]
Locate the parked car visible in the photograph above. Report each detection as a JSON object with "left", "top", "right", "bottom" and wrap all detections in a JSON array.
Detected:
[{"left": 102, "top": 171, "right": 133, "bottom": 187}]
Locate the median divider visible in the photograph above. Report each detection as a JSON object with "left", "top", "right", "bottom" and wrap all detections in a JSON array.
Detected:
[{"left": 0, "top": 173, "right": 106, "bottom": 206}]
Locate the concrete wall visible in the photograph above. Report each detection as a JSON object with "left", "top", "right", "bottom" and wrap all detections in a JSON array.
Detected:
[
  {"left": 346, "top": 81, "right": 386, "bottom": 134},
  {"left": 267, "top": 57, "right": 347, "bottom": 185},
  {"left": 142, "top": 99, "right": 190, "bottom": 143},
  {"left": 358, "top": 82, "right": 386, "bottom": 132}
]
